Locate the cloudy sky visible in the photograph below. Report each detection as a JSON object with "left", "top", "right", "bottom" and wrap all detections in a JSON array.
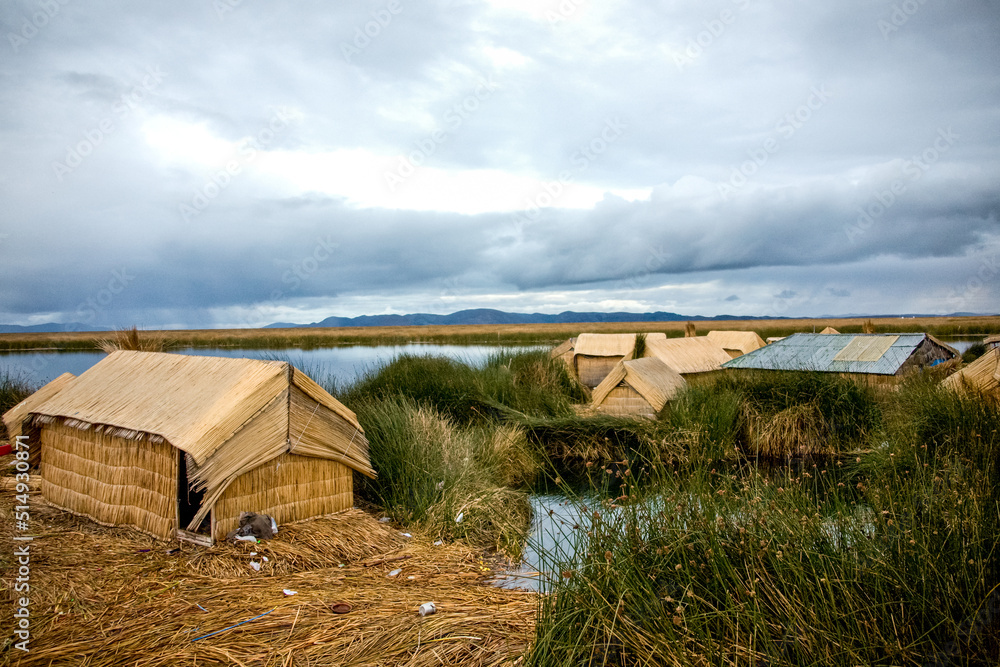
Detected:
[{"left": 1, "top": 0, "right": 998, "bottom": 329}]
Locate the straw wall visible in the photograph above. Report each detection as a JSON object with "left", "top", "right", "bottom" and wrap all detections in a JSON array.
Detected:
[
  {"left": 577, "top": 355, "right": 623, "bottom": 389},
  {"left": 594, "top": 385, "right": 656, "bottom": 418},
  {"left": 41, "top": 421, "right": 177, "bottom": 539},
  {"left": 213, "top": 452, "right": 353, "bottom": 541}
]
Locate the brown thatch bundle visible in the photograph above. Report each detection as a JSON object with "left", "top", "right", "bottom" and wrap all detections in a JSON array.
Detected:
[{"left": 745, "top": 402, "right": 833, "bottom": 458}]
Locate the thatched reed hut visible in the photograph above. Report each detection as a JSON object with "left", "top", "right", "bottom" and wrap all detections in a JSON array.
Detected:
[
  {"left": 591, "top": 357, "right": 686, "bottom": 418},
  {"left": 572, "top": 333, "right": 666, "bottom": 389},
  {"left": 2, "top": 351, "right": 374, "bottom": 544},
  {"left": 942, "top": 347, "right": 1000, "bottom": 396},
  {"left": 549, "top": 337, "right": 577, "bottom": 372},
  {"left": 819, "top": 326, "right": 840, "bottom": 334},
  {"left": 641, "top": 336, "right": 733, "bottom": 378},
  {"left": 705, "top": 330, "right": 766, "bottom": 358},
  {"left": 723, "top": 333, "right": 958, "bottom": 382}
]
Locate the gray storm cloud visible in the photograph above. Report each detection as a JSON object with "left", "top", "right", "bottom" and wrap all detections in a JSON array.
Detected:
[{"left": 0, "top": 0, "right": 997, "bottom": 327}]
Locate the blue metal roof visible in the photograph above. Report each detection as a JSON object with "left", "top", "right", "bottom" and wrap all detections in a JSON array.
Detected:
[{"left": 721, "top": 333, "right": 936, "bottom": 375}]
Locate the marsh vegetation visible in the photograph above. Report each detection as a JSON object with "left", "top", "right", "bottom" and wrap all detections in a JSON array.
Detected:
[
  {"left": 3, "top": 344, "right": 998, "bottom": 664},
  {"left": 328, "top": 351, "right": 999, "bottom": 665}
]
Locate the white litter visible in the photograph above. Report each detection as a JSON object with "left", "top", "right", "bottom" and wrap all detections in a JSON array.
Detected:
[
  {"left": 263, "top": 556, "right": 269, "bottom": 562},
  {"left": 455, "top": 512, "right": 464, "bottom": 523},
  {"left": 270, "top": 516, "right": 278, "bottom": 534},
  {"left": 283, "top": 589, "right": 297, "bottom": 596},
  {"left": 379, "top": 517, "right": 391, "bottom": 523},
  {"left": 387, "top": 568, "right": 402, "bottom": 578},
  {"left": 418, "top": 602, "right": 437, "bottom": 617},
  {"left": 249, "top": 561, "right": 261, "bottom": 572},
  {"left": 433, "top": 540, "right": 443, "bottom": 546},
  {"left": 235, "top": 535, "right": 257, "bottom": 543},
  {"left": 400, "top": 532, "right": 412, "bottom": 538}
]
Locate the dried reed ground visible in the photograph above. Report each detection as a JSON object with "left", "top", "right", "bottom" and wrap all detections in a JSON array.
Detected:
[{"left": 0, "top": 470, "right": 535, "bottom": 666}]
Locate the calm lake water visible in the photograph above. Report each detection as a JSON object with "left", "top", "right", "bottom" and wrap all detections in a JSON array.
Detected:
[
  {"left": 1, "top": 337, "right": 982, "bottom": 388},
  {"left": 0, "top": 344, "right": 543, "bottom": 388}
]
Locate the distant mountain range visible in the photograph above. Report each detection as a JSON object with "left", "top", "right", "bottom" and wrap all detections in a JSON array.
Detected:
[
  {"left": 263, "top": 308, "right": 770, "bottom": 329},
  {"left": 0, "top": 309, "right": 994, "bottom": 334},
  {"left": 265, "top": 308, "right": 998, "bottom": 329}
]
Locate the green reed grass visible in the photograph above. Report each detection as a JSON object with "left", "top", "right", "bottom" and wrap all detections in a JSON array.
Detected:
[
  {"left": 352, "top": 396, "right": 535, "bottom": 557},
  {"left": 342, "top": 350, "right": 583, "bottom": 424},
  {"left": 527, "top": 380, "right": 1000, "bottom": 666}
]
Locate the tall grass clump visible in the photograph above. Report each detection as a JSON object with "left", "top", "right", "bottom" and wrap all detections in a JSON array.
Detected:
[
  {"left": 344, "top": 355, "right": 484, "bottom": 422},
  {"left": 662, "top": 383, "right": 743, "bottom": 463},
  {"left": 718, "top": 370, "right": 881, "bottom": 456},
  {"left": 96, "top": 325, "right": 165, "bottom": 353},
  {"left": 476, "top": 348, "right": 587, "bottom": 417},
  {"left": 343, "top": 350, "right": 584, "bottom": 424},
  {"left": 354, "top": 396, "right": 535, "bottom": 556}
]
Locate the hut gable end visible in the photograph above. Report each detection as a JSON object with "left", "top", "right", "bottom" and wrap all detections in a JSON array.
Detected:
[{"left": 3, "top": 351, "right": 373, "bottom": 543}]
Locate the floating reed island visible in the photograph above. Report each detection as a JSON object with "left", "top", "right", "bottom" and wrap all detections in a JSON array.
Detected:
[{"left": 2, "top": 329, "right": 999, "bottom": 665}]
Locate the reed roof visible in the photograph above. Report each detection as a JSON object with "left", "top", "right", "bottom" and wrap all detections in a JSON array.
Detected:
[
  {"left": 574, "top": 332, "right": 665, "bottom": 358},
  {"left": 549, "top": 338, "right": 576, "bottom": 358},
  {"left": 18, "top": 351, "right": 372, "bottom": 478},
  {"left": 942, "top": 347, "right": 1000, "bottom": 395},
  {"left": 3, "top": 371, "right": 75, "bottom": 439},
  {"left": 820, "top": 327, "right": 840, "bottom": 334},
  {"left": 706, "top": 330, "right": 766, "bottom": 355},
  {"left": 642, "top": 336, "right": 732, "bottom": 374},
  {"left": 591, "top": 357, "right": 686, "bottom": 413}
]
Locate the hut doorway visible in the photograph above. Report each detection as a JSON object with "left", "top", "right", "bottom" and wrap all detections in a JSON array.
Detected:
[{"left": 177, "top": 451, "right": 210, "bottom": 537}]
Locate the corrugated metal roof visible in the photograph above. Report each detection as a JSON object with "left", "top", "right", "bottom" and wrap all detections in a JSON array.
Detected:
[{"left": 722, "top": 333, "right": 937, "bottom": 375}]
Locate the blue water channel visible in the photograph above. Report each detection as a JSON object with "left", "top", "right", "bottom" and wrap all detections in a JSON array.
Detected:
[{"left": 0, "top": 343, "right": 543, "bottom": 387}]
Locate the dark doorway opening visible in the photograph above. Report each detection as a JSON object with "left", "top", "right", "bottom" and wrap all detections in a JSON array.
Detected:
[{"left": 178, "top": 451, "right": 209, "bottom": 535}]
